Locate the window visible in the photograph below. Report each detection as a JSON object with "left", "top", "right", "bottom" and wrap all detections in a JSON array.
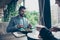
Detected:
[
  {"left": 50, "top": 0, "right": 60, "bottom": 28},
  {"left": 25, "top": 0, "right": 39, "bottom": 27}
]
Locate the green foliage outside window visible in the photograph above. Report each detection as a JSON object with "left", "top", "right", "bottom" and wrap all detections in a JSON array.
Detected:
[{"left": 25, "top": 11, "right": 39, "bottom": 26}]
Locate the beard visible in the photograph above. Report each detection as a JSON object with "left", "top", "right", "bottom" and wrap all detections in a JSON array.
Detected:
[{"left": 19, "top": 13, "right": 24, "bottom": 17}]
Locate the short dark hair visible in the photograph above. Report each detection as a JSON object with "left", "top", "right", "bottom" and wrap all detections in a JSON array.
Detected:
[{"left": 19, "top": 6, "right": 26, "bottom": 11}]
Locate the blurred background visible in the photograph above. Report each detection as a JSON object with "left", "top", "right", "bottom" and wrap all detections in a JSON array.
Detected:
[{"left": 0, "top": 0, "right": 60, "bottom": 40}]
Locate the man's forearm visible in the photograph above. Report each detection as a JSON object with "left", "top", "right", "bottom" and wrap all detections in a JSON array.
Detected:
[
  {"left": 51, "top": 27, "right": 60, "bottom": 32},
  {"left": 7, "top": 25, "right": 19, "bottom": 32}
]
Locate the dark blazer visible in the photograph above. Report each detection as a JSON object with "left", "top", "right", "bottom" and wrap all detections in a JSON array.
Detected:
[{"left": 40, "top": 28, "right": 58, "bottom": 40}]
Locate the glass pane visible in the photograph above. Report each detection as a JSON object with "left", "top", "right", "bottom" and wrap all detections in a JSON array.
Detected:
[
  {"left": 50, "top": 0, "right": 60, "bottom": 39},
  {"left": 50, "top": 0, "right": 59, "bottom": 27},
  {"left": 25, "top": 0, "right": 39, "bottom": 26}
]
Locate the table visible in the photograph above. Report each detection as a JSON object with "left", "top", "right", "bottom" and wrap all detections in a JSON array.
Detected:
[
  {"left": 12, "top": 30, "right": 32, "bottom": 38},
  {"left": 27, "top": 29, "right": 41, "bottom": 40},
  {"left": 52, "top": 31, "right": 60, "bottom": 40}
]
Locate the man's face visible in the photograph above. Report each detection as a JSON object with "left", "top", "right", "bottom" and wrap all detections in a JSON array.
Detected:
[
  {"left": 19, "top": 9, "right": 26, "bottom": 17},
  {"left": 55, "top": 0, "right": 60, "bottom": 7}
]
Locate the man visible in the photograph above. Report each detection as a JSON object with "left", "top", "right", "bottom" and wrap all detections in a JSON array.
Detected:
[
  {"left": 40, "top": 28, "right": 58, "bottom": 40},
  {"left": 37, "top": 25, "right": 58, "bottom": 40},
  {"left": 39, "top": 0, "right": 60, "bottom": 40},
  {"left": 6, "top": 6, "right": 32, "bottom": 40},
  {"left": 7, "top": 6, "right": 32, "bottom": 33}
]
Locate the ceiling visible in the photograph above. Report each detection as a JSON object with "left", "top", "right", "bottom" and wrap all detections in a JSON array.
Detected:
[
  {"left": 0, "top": 0, "right": 12, "bottom": 8},
  {"left": 0, "top": 0, "right": 23, "bottom": 8}
]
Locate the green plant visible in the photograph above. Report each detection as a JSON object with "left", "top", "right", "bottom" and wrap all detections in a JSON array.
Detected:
[{"left": 25, "top": 11, "right": 39, "bottom": 26}]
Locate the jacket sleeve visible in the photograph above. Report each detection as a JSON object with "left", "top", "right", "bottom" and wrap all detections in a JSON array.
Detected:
[
  {"left": 40, "top": 28, "right": 57, "bottom": 40},
  {"left": 6, "top": 18, "right": 18, "bottom": 33}
]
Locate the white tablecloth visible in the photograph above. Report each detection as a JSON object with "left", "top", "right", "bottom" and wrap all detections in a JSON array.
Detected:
[
  {"left": 52, "top": 32, "right": 60, "bottom": 39},
  {"left": 27, "top": 29, "right": 39, "bottom": 39}
]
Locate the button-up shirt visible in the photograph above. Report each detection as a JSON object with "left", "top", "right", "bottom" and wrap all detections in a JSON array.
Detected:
[{"left": 7, "top": 15, "right": 30, "bottom": 32}]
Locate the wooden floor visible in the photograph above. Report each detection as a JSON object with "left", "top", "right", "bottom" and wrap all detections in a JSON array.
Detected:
[{"left": 0, "top": 34, "right": 27, "bottom": 40}]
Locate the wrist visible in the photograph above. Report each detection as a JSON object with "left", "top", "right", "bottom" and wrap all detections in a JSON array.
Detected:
[{"left": 15, "top": 25, "right": 20, "bottom": 29}]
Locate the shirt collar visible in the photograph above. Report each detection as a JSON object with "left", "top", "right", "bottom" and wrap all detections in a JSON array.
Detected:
[{"left": 17, "top": 15, "right": 24, "bottom": 19}]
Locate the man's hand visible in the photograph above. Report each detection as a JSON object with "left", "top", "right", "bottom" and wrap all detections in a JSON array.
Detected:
[
  {"left": 17, "top": 25, "right": 23, "bottom": 29},
  {"left": 28, "top": 24, "right": 32, "bottom": 29},
  {"left": 50, "top": 27, "right": 60, "bottom": 32}
]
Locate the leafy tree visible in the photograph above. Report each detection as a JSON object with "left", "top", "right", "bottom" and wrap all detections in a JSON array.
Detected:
[
  {"left": 25, "top": 11, "right": 39, "bottom": 26},
  {"left": 3, "top": 0, "right": 18, "bottom": 22}
]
